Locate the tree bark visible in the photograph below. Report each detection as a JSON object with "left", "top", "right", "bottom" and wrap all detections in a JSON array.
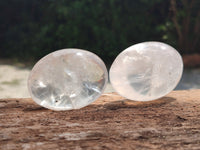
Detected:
[
  {"left": 170, "top": 0, "right": 183, "bottom": 50},
  {"left": 1, "top": 90, "right": 200, "bottom": 149}
]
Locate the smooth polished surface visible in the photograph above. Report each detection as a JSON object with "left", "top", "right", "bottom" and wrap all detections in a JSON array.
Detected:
[
  {"left": 28, "top": 49, "right": 108, "bottom": 110},
  {"left": 110, "top": 42, "right": 183, "bottom": 101}
]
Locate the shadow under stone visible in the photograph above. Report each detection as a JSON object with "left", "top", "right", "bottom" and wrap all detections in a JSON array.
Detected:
[{"left": 103, "top": 96, "right": 176, "bottom": 110}]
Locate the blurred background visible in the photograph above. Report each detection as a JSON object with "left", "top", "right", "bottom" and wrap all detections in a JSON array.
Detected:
[{"left": 0, "top": 0, "right": 200, "bottom": 98}]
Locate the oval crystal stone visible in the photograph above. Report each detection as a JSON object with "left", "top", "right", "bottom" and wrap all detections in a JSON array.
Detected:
[
  {"left": 28, "top": 49, "right": 108, "bottom": 110},
  {"left": 109, "top": 42, "right": 183, "bottom": 101}
]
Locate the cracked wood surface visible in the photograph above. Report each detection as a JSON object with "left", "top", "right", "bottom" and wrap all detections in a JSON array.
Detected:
[{"left": 0, "top": 90, "right": 200, "bottom": 150}]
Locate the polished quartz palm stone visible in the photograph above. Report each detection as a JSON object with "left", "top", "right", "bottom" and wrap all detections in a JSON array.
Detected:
[
  {"left": 110, "top": 42, "right": 183, "bottom": 101},
  {"left": 28, "top": 49, "right": 108, "bottom": 110}
]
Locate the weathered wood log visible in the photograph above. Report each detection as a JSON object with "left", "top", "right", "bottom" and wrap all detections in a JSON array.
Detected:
[{"left": 1, "top": 90, "right": 200, "bottom": 150}]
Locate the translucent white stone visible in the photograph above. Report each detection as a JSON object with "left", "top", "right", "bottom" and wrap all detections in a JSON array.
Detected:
[
  {"left": 110, "top": 42, "right": 183, "bottom": 101},
  {"left": 28, "top": 49, "right": 108, "bottom": 110}
]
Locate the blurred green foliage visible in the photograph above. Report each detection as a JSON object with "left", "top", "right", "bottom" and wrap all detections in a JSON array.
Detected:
[{"left": 0, "top": 0, "right": 199, "bottom": 63}]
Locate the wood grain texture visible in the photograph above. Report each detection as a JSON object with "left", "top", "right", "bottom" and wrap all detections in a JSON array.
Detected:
[{"left": 1, "top": 90, "right": 200, "bottom": 150}]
